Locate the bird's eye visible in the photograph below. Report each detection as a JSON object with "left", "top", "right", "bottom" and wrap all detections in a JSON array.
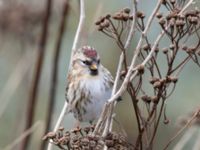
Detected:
[{"left": 82, "top": 60, "right": 91, "bottom": 66}]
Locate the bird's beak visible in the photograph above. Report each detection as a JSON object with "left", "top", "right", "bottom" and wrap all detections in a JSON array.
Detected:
[{"left": 89, "top": 63, "right": 97, "bottom": 71}]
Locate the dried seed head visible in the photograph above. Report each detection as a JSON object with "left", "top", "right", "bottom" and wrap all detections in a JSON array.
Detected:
[
  {"left": 185, "top": 10, "right": 198, "bottom": 17},
  {"left": 153, "top": 81, "right": 162, "bottom": 89},
  {"left": 151, "top": 96, "right": 159, "bottom": 104},
  {"left": 112, "top": 132, "right": 119, "bottom": 141},
  {"left": 182, "top": 45, "right": 188, "bottom": 51},
  {"left": 123, "top": 8, "right": 131, "bottom": 14},
  {"left": 122, "top": 13, "right": 129, "bottom": 21},
  {"left": 105, "top": 140, "right": 114, "bottom": 147},
  {"left": 155, "top": 46, "right": 159, "bottom": 53},
  {"left": 71, "top": 127, "right": 81, "bottom": 134},
  {"left": 171, "top": 77, "right": 178, "bottom": 83},
  {"left": 190, "top": 17, "right": 198, "bottom": 25},
  {"left": 164, "top": 119, "right": 170, "bottom": 124},
  {"left": 156, "top": 12, "right": 163, "bottom": 19},
  {"left": 97, "top": 25, "right": 103, "bottom": 31},
  {"left": 83, "top": 127, "right": 90, "bottom": 134},
  {"left": 95, "top": 16, "right": 105, "bottom": 25},
  {"left": 89, "top": 140, "right": 96, "bottom": 148},
  {"left": 169, "top": 19, "right": 175, "bottom": 28},
  {"left": 95, "top": 20, "right": 101, "bottom": 25},
  {"left": 170, "top": 0, "right": 175, "bottom": 5},
  {"left": 169, "top": 44, "right": 175, "bottom": 50},
  {"left": 58, "top": 126, "right": 64, "bottom": 131},
  {"left": 136, "top": 11, "right": 145, "bottom": 18},
  {"left": 137, "top": 64, "right": 145, "bottom": 74},
  {"left": 161, "top": 0, "right": 167, "bottom": 5},
  {"left": 160, "top": 78, "right": 166, "bottom": 84},
  {"left": 141, "top": 95, "right": 151, "bottom": 103},
  {"left": 149, "top": 77, "right": 159, "bottom": 84},
  {"left": 162, "top": 48, "right": 168, "bottom": 54},
  {"left": 105, "top": 14, "right": 111, "bottom": 19},
  {"left": 64, "top": 131, "right": 70, "bottom": 137},
  {"left": 44, "top": 132, "right": 56, "bottom": 139},
  {"left": 81, "top": 138, "right": 90, "bottom": 146},
  {"left": 129, "top": 15, "right": 133, "bottom": 20},
  {"left": 102, "top": 20, "right": 110, "bottom": 28},
  {"left": 143, "top": 44, "right": 151, "bottom": 51},
  {"left": 112, "top": 13, "right": 123, "bottom": 20},
  {"left": 159, "top": 18, "right": 166, "bottom": 26},
  {"left": 176, "top": 19, "right": 185, "bottom": 27}
]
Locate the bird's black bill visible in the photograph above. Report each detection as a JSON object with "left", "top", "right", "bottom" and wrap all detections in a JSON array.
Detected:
[{"left": 90, "top": 69, "right": 98, "bottom": 76}]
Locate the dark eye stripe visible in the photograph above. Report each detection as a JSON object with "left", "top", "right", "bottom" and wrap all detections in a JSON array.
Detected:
[{"left": 82, "top": 60, "right": 92, "bottom": 65}]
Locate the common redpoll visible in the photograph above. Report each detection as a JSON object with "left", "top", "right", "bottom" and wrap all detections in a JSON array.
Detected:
[{"left": 65, "top": 46, "right": 114, "bottom": 123}]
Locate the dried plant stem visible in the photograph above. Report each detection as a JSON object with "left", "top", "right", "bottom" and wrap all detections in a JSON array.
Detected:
[
  {"left": 173, "top": 126, "right": 197, "bottom": 150},
  {"left": 41, "top": 1, "right": 69, "bottom": 150},
  {"left": 47, "top": 0, "right": 85, "bottom": 149},
  {"left": 0, "top": 50, "right": 34, "bottom": 119},
  {"left": 94, "top": 0, "right": 196, "bottom": 149},
  {"left": 102, "top": 0, "right": 138, "bottom": 137},
  {"left": 163, "top": 108, "right": 200, "bottom": 150},
  {"left": 3, "top": 121, "right": 44, "bottom": 150},
  {"left": 20, "top": 0, "right": 52, "bottom": 149}
]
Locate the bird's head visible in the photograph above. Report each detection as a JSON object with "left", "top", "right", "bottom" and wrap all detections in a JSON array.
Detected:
[{"left": 72, "top": 46, "right": 101, "bottom": 76}]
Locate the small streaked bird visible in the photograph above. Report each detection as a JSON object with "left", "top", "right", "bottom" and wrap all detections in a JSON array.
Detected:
[{"left": 65, "top": 46, "right": 114, "bottom": 124}]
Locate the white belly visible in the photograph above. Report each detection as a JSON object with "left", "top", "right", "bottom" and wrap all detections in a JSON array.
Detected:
[{"left": 80, "top": 77, "right": 112, "bottom": 122}]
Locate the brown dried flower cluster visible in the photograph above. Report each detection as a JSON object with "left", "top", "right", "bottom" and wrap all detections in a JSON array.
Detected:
[
  {"left": 43, "top": 126, "right": 133, "bottom": 150},
  {"left": 93, "top": 1, "right": 200, "bottom": 149}
]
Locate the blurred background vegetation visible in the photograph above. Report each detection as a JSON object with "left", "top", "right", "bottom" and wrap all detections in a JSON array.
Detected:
[{"left": 0, "top": 0, "right": 200, "bottom": 150}]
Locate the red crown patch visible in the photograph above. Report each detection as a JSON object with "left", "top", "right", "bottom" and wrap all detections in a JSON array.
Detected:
[{"left": 82, "top": 46, "right": 97, "bottom": 58}]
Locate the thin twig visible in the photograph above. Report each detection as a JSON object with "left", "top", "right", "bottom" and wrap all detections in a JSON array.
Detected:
[
  {"left": 3, "top": 121, "right": 44, "bottom": 150},
  {"left": 173, "top": 126, "right": 197, "bottom": 150},
  {"left": 163, "top": 108, "right": 200, "bottom": 150}
]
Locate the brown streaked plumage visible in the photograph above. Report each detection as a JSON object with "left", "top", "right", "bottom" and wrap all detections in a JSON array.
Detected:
[{"left": 65, "top": 46, "right": 113, "bottom": 123}]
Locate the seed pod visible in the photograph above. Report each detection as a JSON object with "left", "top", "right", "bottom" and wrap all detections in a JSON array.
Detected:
[
  {"left": 122, "top": 13, "right": 129, "bottom": 21},
  {"left": 162, "top": 48, "right": 168, "bottom": 54},
  {"left": 105, "top": 14, "right": 111, "bottom": 19},
  {"left": 153, "top": 81, "right": 162, "bottom": 89},
  {"left": 105, "top": 140, "right": 114, "bottom": 147},
  {"left": 136, "top": 11, "right": 145, "bottom": 18},
  {"left": 171, "top": 77, "right": 178, "bottom": 83},
  {"left": 58, "top": 126, "right": 65, "bottom": 131},
  {"left": 159, "top": 18, "right": 166, "bottom": 26},
  {"left": 137, "top": 64, "right": 145, "bottom": 74},
  {"left": 81, "top": 138, "right": 89, "bottom": 146},
  {"left": 170, "top": 0, "right": 175, "bottom": 5},
  {"left": 164, "top": 119, "right": 170, "bottom": 124},
  {"left": 149, "top": 77, "right": 159, "bottom": 84},
  {"left": 143, "top": 44, "right": 151, "bottom": 51},
  {"left": 156, "top": 12, "right": 163, "bottom": 19},
  {"left": 141, "top": 95, "right": 151, "bottom": 103},
  {"left": 45, "top": 132, "right": 56, "bottom": 139},
  {"left": 151, "top": 96, "right": 159, "bottom": 104},
  {"left": 123, "top": 8, "right": 131, "bottom": 14},
  {"left": 169, "top": 44, "right": 175, "bottom": 50}
]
